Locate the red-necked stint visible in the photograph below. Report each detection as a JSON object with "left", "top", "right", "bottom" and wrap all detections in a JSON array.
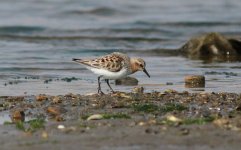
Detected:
[{"left": 73, "top": 52, "right": 150, "bottom": 94}]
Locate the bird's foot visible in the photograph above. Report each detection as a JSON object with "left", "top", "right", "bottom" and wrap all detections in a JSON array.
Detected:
[
  {"left": 97, "top": 89, "right": 105, "bottom": 95},
  {"left": 110, "top": 90, "right": 116, "bottom": 94}
]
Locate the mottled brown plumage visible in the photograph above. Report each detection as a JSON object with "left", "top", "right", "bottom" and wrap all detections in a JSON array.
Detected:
[{"left": 76, "top": 52, "right": 128, "bottom": 72}]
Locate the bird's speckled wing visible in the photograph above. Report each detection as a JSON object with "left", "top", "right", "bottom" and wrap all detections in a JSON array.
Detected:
[{"left": 79, "top": 53, "right": 127, "bottom": 72}]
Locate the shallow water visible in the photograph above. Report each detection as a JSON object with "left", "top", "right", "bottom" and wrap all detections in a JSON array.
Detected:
[{"left": 0, "top": 0, "right": 241, "bottom": 95}]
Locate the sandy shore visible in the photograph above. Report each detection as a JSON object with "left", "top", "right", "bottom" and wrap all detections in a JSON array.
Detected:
[{"left": 1, "top": 90, "right": 241, "bottom": 150}]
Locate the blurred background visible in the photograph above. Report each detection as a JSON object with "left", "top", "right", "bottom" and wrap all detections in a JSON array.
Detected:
[{"left": 0, "top": 0, "right": 241, "bottom": 95}]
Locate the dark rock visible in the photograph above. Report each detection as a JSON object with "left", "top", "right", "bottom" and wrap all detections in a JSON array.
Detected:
[
  {"left": 115, "top": 77, "right": 138, "bottom": 86},
  {"left": 180, "top": 32, "right": 241, "bottom": 57}
]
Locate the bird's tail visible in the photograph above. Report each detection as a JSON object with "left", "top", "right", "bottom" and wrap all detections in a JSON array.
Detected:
[{"left": 73, "top": 58, "right": 93, "bottom": 67}]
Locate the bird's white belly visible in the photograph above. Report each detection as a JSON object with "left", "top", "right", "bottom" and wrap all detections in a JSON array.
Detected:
[{"left": 86, "top": 67, "right": 129, "bottom": 79}]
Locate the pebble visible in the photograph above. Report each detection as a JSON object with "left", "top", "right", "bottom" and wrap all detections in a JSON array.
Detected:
[
  {"left": 236, "top": 103, "right": 241, "bottom": 111},
  {"left": 47, "top": 106, "right": 61, "bottom": 116},
  {"left": 138, "top": 121, "right": 146, "bottom": 126},
  {"left": 36, "top": 94, "right": 48, "bottom": 101},
  {"left": 213, "top": 118, "right": 229, "bottom": 128},
  {"left": 179, "top": 128, "right": 189, "bottom": 135},
  {"left": 52, "top": 96, "right": 62, "bottom": 104},
  {"left": 41, "top": 131, "right": 49, "bottom": 139},
  {"left": 55, "top": 116, "right": 65, "bottom": 122},
  {"left": 11, "top": 110, "right": 25, "bottom": 123},
  {"left": 132, "top": 87, "right": 144, "bottom": 93},
  {"left": 185, "top": 75, "right": 205, "bottom": 88}
]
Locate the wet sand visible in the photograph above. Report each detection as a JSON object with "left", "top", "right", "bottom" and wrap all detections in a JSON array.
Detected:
[{"left": 1, "top": 89, "right": 241, "bottom": 150}]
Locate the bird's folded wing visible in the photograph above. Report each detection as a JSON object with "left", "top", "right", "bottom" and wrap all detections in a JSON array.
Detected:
[{"left": 80, "top": 54, "right": 125, "bottom": 72}]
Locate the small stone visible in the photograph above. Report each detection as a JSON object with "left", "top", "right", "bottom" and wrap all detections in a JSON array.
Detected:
[
  {"left": 36, "top": 94, "right": 48, "bottom": 101},
  {"left": 52, "top": 96, "right": 62, "bottom": 104},
  {"left": 179, "top": 128, "right": 189, "bottom": 135},
  {"left": 65, "top": 93, "right": 75, "bottom": 98},
  {"left": 41, "top": 131, "right": 48, "bottom": 139},
  {"left": 55, "top": 116, "right": 65, "bottom": 122},
  {"left": 115, "top": 77, "right": 138, "bottom": 86},
  {"left": 158, "top": 92, "right": 166, "bottom": 96},
  {"left": 145, "top": 128, "right": 153, "bottom": 134},
  {"left": 213, "top": 118, "right": 229, "bottom": 128},
  {"left": 87, "top": 114, "right": 103, "bottom": 121},
  {"left": 164, "top": 89, "right": 178, "bottom": 93},
  {"left": 185, "top": 75, "right": 205, "bottom": 88},
  {"left": 64, "top": 126, "right": 77, "bottom": 133},
  {"left": 47, "top": 106, "right": 61, "bottom": 116},
  {"left": 132, "top": 87, "right": 144, "bottom": 93},
  {"left": 236, "top": 103, "right": 241, "bottom": 111},
  {"left": 11, "top": 110, "right": 25, "bottom": 123},
  {"left": 147, "top": 119, "right": 157, "bottom": 125}
]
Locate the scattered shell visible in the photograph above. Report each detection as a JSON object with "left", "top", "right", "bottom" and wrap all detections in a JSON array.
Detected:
[
  {"left": 119, "top": 93, "right": 132, "bottom": 99},
  {"left": 85, "top": 93, "right": 96, "bottom": 96},
  {"left": 112, "top": 92, "right": 132, "bottom": 99},
  {"left": 87, "top": 114, "right": 103, "bottom": 121},
  {"left": 138, "top": 121, "right": 146, "bottom": 126},
  {"left": 57, "top": 125, "right": 65, "bottom": 129},
  {"left": 166, "top": 115, "right": 182, "bottom": 123}
]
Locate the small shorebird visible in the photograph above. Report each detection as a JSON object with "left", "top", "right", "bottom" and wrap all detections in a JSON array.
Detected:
[{"left": 73, "top": 52, "right": 150, "bottom": 94}]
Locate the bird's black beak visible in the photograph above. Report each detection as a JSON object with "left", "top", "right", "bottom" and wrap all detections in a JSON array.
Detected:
[
  {"left": 143, "top": 68, "right": 150, "bottom": 78},
  {"left": 72, "top": 58, "right": 79, "bottom": 62}
]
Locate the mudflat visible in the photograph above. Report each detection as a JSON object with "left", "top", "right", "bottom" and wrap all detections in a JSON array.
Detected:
[{"left": 1, "top": 90, "right": 241, "bottom": 150}]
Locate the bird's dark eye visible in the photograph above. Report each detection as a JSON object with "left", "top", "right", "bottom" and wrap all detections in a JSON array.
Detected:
[{"left": 140, "top": 64, "right": 143, "bottom": 68}]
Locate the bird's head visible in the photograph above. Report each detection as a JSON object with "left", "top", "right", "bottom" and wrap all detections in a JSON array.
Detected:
[{"left": 131, "top": 58, "right": 150, "bottom": 78}]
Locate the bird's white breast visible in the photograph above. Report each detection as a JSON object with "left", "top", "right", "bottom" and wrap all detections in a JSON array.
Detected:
[{"left": 86, "top": 66, "right": 129, "bottom": 79}]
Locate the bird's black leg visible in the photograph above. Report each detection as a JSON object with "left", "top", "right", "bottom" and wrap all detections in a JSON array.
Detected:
[
  {"left": 105, "top": 79, "right": 115, "bottom": 93},
  {"left": 97, "top": 76, "right": 104, "bottom": 95}
]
